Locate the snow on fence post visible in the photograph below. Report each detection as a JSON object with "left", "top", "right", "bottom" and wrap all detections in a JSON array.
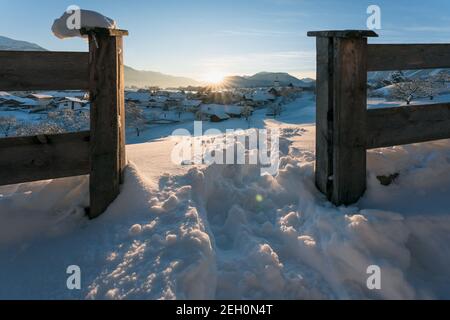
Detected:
[
  {"left": 307, "top": 30, "right": 378, "bottom": 205},
  {"left": 81, "top": 27, "right": 129, "bottom": 219}
]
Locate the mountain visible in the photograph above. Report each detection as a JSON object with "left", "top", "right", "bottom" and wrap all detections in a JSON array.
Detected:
[
  {"left": 0, "top": 35, "right": 46, "bottom": 51},
  {"left": 124, "top": 66, "right": 201, "bottom": 88},
  {"left": 300, "top": 77, "right": 315, "bottom": 83},
  {"left": 224, "top": 72, "right": 313, "bottom": 88}
]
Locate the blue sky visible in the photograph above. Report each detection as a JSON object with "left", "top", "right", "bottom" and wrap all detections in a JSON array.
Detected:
[{"left": 2, "top": 0, "right": 450, "bottom": 80}]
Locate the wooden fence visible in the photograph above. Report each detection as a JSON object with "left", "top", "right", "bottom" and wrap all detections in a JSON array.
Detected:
[
  {"left": 308, "top": 30, "right": 450, "bottom": 205},
  {"left": 0, "top": 27, "right": 128, "bottom": 218}
]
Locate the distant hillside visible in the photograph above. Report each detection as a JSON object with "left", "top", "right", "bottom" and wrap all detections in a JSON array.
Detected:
[
  {"left": 224, "top": 72, "right": 312, "bottom": 88},
  {"left": 0, "top": 35, "right": 316, "bottom": 89},
  {"left": 124, "top": 66, "right": 201, "bottom": 88},
  {"left": 0, "top": 35, "right": 46, "bottom": 51},
  {"left": 368, "top": 69, "right": 450, "bottom": 83}
]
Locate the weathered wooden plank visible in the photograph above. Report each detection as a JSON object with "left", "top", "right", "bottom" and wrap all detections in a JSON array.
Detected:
[
  {"left": 88, "top": 33, "right": 126, "bottom": 219},
  {"left": 0, "top": 51, "right": 89, "bottom": 91},
  {"left": 368, "top": 44, "right": 450, "bottom": 71},
  {"left": 331, "top": 37, "right": 368, "bottom": 205},
  {"left": 307, "top": 30, "right": 378, "bottom": 38},
  {"left": 367, "top": 103, "right": 450, "bottom": 149},
  {"left": 314, "top": 37, "right": 334, "bottom": 198},
  {"left": 0, "top": 131, "right": 90, "bottom": 186}
]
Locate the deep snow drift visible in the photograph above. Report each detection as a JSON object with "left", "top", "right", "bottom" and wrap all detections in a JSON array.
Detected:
[{"left": 1, "top": 122, "right": 450, "bottom": 299}]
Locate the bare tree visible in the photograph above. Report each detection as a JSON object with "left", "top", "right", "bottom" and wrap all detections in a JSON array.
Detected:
[
  {"left": 391, "top": 80, "right": 425, "bottom": 105},
  {"left": 126, "top": 103, "right": 146, "bottom": 136},
  {"left": 48, "top": 109, "right": 90, "bottom": 132},
  {"left": 241, "top": 105, "right": 253, "bottom": 128},
  {"left": 0, "top": 116, "right": 17, "bottom": 137}
]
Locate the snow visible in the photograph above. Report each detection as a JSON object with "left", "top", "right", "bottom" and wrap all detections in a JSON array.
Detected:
[
  {"left": 1, "top": 93, "right": 450, "bottom": 299},
  {"left": 52, "top": 9, "right": 117, "bottom": 39}
]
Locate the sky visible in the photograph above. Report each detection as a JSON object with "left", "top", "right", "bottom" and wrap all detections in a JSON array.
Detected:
[{"left": 2, "top": 0, "right": 450, "bottom": 81}]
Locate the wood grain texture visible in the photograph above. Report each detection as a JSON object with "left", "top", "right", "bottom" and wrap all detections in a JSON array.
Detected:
[
  {"left": 331, "top": 37, "right": 368, "bottom": 205},
  {"left": 314, "top": 37, "right": 334, "bottom": 198},
  {"left": 88, "top": 34, "right": 126, "bottom": 218},
  {"left": 367, "top": 103, "right": 450, "bottom": 149},
  {"left": 0, "top": 51, "right": 89, "bottom": 91},
  {"left": 368, "top": 44, "right": 450, "bottom": 71},
  {"left": 0, "top": 131, "right": 90, "bottom": 186}
]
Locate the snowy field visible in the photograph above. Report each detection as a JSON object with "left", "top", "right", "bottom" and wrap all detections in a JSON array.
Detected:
[{"left": 1, "top": 94, "right": 450, "bottom": 299}]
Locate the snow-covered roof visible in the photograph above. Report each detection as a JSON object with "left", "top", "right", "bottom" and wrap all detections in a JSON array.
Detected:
[
  {"left": 248, "top": 90, "right": 275, "bottom": 102},
  {"left": 0, "top": 94, "right": 37, "bottom": 105},
  {"left": 149, "top": 96, "right": 168, "bottom": 103},
  {"left": 39, "top": 91, "right": 88, "bottom": 99},
  {"left": 183, "top": 99, "right": 202, "bottom": 107},
  {"left": 26, "top": 93, "right": 53, "bottom": 100},
  {"left": 223, "top": 105, "right": 243, "bottom": 115},
  {"left": 200, "top": 104, "right": 242, "bottom": 117},
  {"left": 59, "top": 97, "right": 89, "bottom": 104}
]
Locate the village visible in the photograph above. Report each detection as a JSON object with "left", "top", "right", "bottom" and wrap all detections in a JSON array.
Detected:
[{"left": 0, "top": 82, "right": 308, "bottom": 138}]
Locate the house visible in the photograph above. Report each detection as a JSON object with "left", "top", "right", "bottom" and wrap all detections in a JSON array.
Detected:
[
  {"left": 148, "top": 96, "right": 167, "bottom": 108},
  {"left": 210, "top": 113, "right": 230, "bottom": 122},
  {"left": 223, "top": 105, "right": 244, "bottom": 118},
  {"left": 57, "top": 97, "right": 89, "bottom": 110},
  {"left": 182, "top": 99, "right": 202, "bottom": 112},
  {"left": 0, "top": 93, "right": 38, "bottom": 109},
  {"left": 244, "top": 89, "right": 276, "bottom": 107},
  {"left": 125, "top": 91, "right": 151, "bottom": 104},
  {"left": 268, "top": 87, "right": 281, "bottom": 97},
  {"left": 200, "top": 104, "right": 239, "bottom": 122}
]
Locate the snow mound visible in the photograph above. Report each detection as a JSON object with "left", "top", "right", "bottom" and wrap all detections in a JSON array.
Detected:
[
  {"left": 52, "top": 9, "right": 117, "bottom": 39},
  {"left": 1, "top": 128, "right": 450, "bottom": 299}
]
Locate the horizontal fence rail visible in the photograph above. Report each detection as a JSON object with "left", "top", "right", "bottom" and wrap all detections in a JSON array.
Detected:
[
  {"left": 367, "top": 44, "right": 450, "bottom": 71},
  {"left": 0, "top": 131, "right": 90, "bottom": 186},
  {"left": 0, "top": 51, "right": 89, "bottom": 91},
  {"left": 0, "top": 27, "right": 128, "bottom": 219},
  {"left": 367, "top": 103, "right": 450, "bottom": 149}
]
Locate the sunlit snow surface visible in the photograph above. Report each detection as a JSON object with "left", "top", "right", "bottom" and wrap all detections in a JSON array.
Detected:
[{"left": 1, "top": 95, "right": 450, "bottom": 299}]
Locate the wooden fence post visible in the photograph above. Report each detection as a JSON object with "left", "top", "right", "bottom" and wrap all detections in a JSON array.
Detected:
[
  {"left": 81, "top": 28, "right": 129, "bottom": 218},
  {"left": 307, "top": 30, "right": 377, "bottom": 205}
]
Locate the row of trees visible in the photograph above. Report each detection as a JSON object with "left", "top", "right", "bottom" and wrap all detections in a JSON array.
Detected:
[{"left": 0, "top": 109, "right": 90, "bottom": 138}]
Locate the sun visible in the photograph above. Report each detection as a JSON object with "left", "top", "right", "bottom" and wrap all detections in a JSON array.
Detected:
[{"left": 203, "top": 71, "right": 226, "bottom": 85}]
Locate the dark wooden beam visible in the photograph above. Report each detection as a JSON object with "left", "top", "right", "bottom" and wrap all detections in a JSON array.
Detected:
[
  {"left": 307, "top": 30, "right": 378, "bottom": 38},
  {"left": 368, "top": 44, "right": 450, "bottom": 71},
  {"left": 0, "top": 131, "right": 90, "bottom": 186},
  {"left": 0, "top": 51, "right": 89, "bottom": 91},
  {"left": 88, "top": 31, "right": 127, "bottom": 218},
  {"left": 309, "top": 30, "right": 370, "bottom": 205},
  {"left": 367, "top": 103, "right": 450, "bottom": 149}
]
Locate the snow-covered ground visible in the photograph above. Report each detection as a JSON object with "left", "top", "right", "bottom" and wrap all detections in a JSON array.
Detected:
[{"left": 1, "top": 94, "right": 450, "bottom": 299}]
